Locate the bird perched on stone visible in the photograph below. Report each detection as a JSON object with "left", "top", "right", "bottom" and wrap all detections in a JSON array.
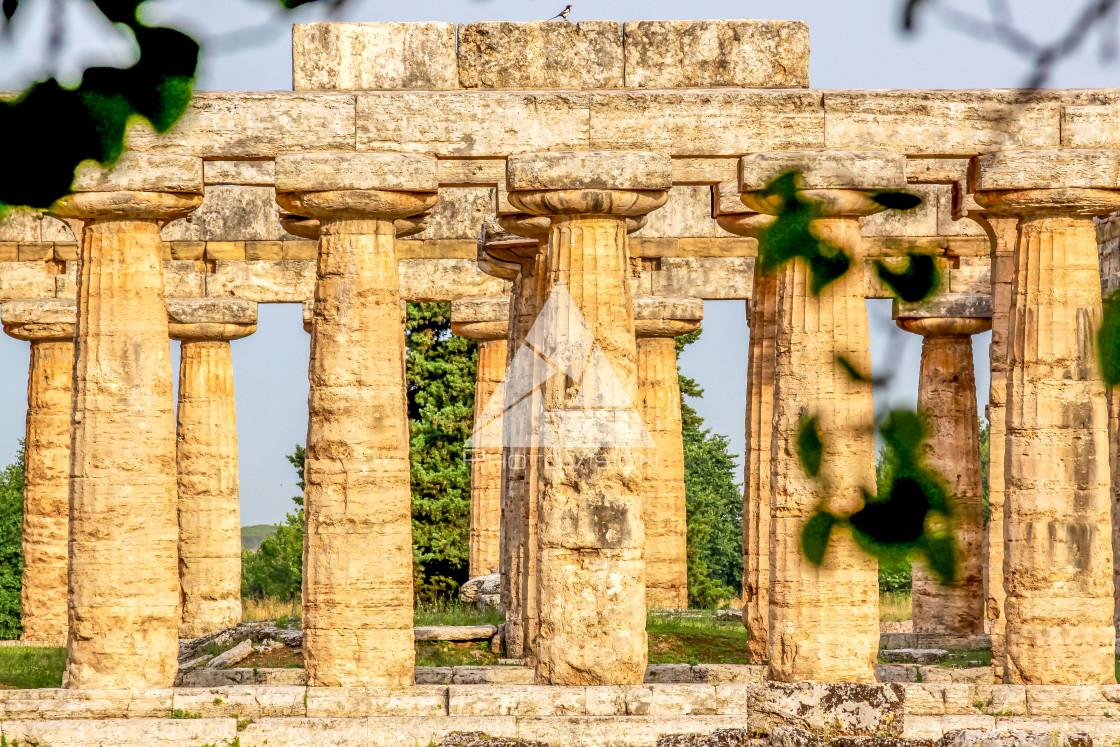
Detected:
[{"left": 547, "top": 5, "right": 571, "bottom": 20}]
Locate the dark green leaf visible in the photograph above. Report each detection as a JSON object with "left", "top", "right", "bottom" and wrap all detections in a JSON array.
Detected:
[
  {"left": 801, "top": 511, "right": 836, "bottom": 566},
  {"left": 922, "top": 533, "right": 958, "bottom": 586},
  {"left": 874, "top": 253, "right": 941, "bottom": 303},
  {"left": 879, "top": 409, "right": 925, "bottom": 461},
  {"left": 836, "top": 355, "right": 869, "bottom": 383},
  {"left": 871, "top": 189, "right": 923, "bottom": 211},
  {"left": 796, "top": 414, "right": 823, "bottom": 477},
  {"left": 807, "top": 246, "right": 852, "bottom": 295},
  {"left": 1099, "top": 292, "right": 1120, "bottom": 386},
  {"left": 1, "top": 0, "right": 17, "bottom": 23},
  {"left": 902, "top": 0, "right": 930, "bottom": 31}
]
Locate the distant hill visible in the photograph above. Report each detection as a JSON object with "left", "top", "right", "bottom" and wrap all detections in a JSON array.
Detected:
[{"left": 241, "top": 524, "right": 279, "bottom": 551}]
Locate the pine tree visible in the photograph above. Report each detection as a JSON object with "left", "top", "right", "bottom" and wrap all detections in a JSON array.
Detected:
[
  {"left": 676, "top": 331, "right": 744, "bottom": 608},
  {"left": 406, "top": 302, "right": 477, "bottom": 602}
]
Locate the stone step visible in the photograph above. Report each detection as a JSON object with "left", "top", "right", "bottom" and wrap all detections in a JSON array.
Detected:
[{"left": 880, "top": 649, "right": 949, "bottom": 665}]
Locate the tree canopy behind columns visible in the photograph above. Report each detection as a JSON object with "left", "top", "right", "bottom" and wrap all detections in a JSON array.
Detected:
[
  {"left": 677, "top": 330, "right": 744, "bottom": 608},
  {"left": 240, "top": 444, "right": 304, "bottom": 600},
  {"left": 0, "top": 445, "right": 24, "bottom": 638},
  {"left": 406, "top": 302, "right": 477, "bottom": 603}
]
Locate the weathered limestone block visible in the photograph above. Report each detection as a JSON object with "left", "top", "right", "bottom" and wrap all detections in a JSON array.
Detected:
[
  {"left": 508, "top": 150, "right": 672, "bottom": 685},
  {"left": 645, "top": 257, "right": 756, "bottom": 300},
  {"left": 895, "top": 313, "right": 990, "bottom": 637},
  {"left": 0, "top": 207, "right": 45, "bottom": 242},
  {"left": 623, "top": 20, "right": 810, "bottom": 89},
  {"left": 0, "top": 260, "right": 60, "bottom": 301},
  {"left": 632, "top": 186, "right": 727, "bottom": 240},
  {"left": 171, "top": 300, "right": 257, "bottom": 639},
  {"left": 276, "top": 152, "right": 437, "bottom": 687},
  {"left": 293, "top": 22, "right": 457, "bottom": 91},
  {"left": 742, "top": 151, "right": 905, "bottom": 683},
  {"left": 823, "top": 91, "right": 1063, "bottom": 155},
  {"left": 715, "top": 211, "right": 774, "bottom": 664},
  {"left": 589, "top": 91, "right": 824, "bottom": 155},
  {"left": 203, "top": 160, "right": 275, "bottom": 186},
  {"left": 1, "top": 299, "right": 75, "bottom": 644},
  {"left": 635, "top": 296, "right": 702, "bottom": 609},
  {"left": 403, "top": 187, "right": 492, "bottom": 241},
  {"left": 973, "top": 150, "right": 1120, "bottom": 685},
  {"left": 458, "top": 22, "right": 623, "bottom": 90},
  {"left": 2, "top": 717, "right": 237, "bottom": 746},
  {"left": 451, "top": 296, "right": 510, "bottom": 579},
  {"left": 357, "top": 91, "right": 591, "bottom": 156},
  {"left": 862, "top": 184, "right": 939, "bottom": 237},
  {"left": 747, "top": 682, "right": 906, "bottom": 736},
  {"left": 50, "top": 152, "right": 203, "bottom": 689},
  {"left": 127, "top": 92, "right": 356, "bottom": 157},
  {"left": 161, "top": 185, "right": 283, "bottom": 242}
]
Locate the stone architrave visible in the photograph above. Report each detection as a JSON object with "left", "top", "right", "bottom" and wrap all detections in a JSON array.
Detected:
[
  {"left": 50, "top": 153, "right": 204, "bottom": 689},
  {"left": 634, "top": 295, "right": 702, "bottom": 610},
  {"left": 717, "top": 210, "right": 776, "bottom": 662},
  {"left": 169, "top": 298, "right": 258, "bottom": 640},
  {"left": 276, "top": 152, "right": 437, "bottom": 687},
  {"left": 741, "top": 151, "right": 904, "bottom": 683},
  {"left": 896, "top": 303, "right": 992, "bottom": 637},
  {"left": 2, "top": 299, "right": 77, "bottom": 646},
  {"left": 508, "top": 149, "right": 671, "bottom": 685},
  {"left": 972, "top": 150, "right": 1120, "bottom": 685},
  {"left": 451, "top": 296, "right": 511, "bottom": 579}
]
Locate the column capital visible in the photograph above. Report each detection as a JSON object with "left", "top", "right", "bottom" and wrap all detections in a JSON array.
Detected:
[
  {"left": 635, "top": 295, "right": 703, "bottom": 338},
  {"left": 451, "top": 296, "right": 509, "bottom": 341},
  {"left": 50, "top": 153, "right": 203, "bottom": 222},
  {"left": 970, "top": 150, "right": 1120, "bottom": 216},
  {"left": 167, "top": 298, "right": 257, "bottom": 341},
  {"left": 892, "top": 292, "right": 993, "bottom": 332},
  {"left": 479, "top": 215, "right": 544, "bottom": 281},
  {"left": 1, "top": 299, "right": 76, "bottom": 342},
  {"left": 716, "top": 211, "right": 773, "bottom": 239},
  {"left": 280, "top": 211, "right": 430, "bottom": 239},
  {"left": 897, "top": 316, "right": 992, "bottom": 337},
  {"left": 506, "top": 150, "right": 671, "bottom": 217},
  {"left": 275, "top": 152, "right": 437, "bottom": 220},
  {"left": 739, "top": 151, "right": 906, "bottom": 218}
]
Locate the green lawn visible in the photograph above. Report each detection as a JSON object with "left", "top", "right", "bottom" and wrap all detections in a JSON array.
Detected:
[{"left": 0, "top": 647, "right": 66, "bottom": 689}]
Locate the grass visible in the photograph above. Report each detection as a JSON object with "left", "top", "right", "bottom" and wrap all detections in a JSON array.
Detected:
[
  {"left": 242, "top": 596, "right": 300, "bottom": 623},
  {"left": 243, "top": 598, "right": 505, "bottom": 628},
  {"left": 879, "top": 591, "right": 912, "bottom": 622},
  {"left": 0, "top": 646, "right": 66, "bottom": 689},
  {"left": 416, "top": 641, "right": 500, "bottom": 667},
  {"left": 646, "top": 609, "right": 753, "bottom": 665}
]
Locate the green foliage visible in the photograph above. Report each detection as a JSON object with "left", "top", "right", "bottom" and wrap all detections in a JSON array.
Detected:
[
  {"left": 677, "top": 331, "right": 743, "bottom": 608},
  {"left": 406, "top": 302, "right": 477, "bottom": 602},
  {"left": 795, "top": 415, "right": 823, "bottom": 477},
  {"left": 873, "top": 253, "right": 941, "bottom": 303},
  {"left": 240, "top": 446, "right": 304, "bottom": 601},
  {"left": 0, "top": 0, "right": 326, "bottom": 212},
  {"left": 0, "top": 445, "right": 25, "bottom": 639},
  {"left": 800, "top": 411, "right": 958, "bottom": 585},
  {"left": 979, "top": 417, "right": 990, "bottom": 525},
  {"left": 172, "top": 709, "right": 203, "bottom": 719},
  {"left": 0, "top": 645, "right": 65, "bottom": 689},
  {"left": 240, "top": 524, "right": 278, "bottom": 552},
  {"left": 413, "top": 600, "right": 503, "bottom": 627},
  {"left": 1099, "top": 292, "right": 1120, "bottom": 386},
  {"left": 874, "top": 447, "right": 912, "bottom": 592}
]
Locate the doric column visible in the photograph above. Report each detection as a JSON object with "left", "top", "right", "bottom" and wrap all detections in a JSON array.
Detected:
[
  {"left": 50, "top": 153, "right": 203, "bottom": 688},
  {"left": 276, "top": 152, "right": 436, "bottom": 687},
  {"left": 480, "top": 215, "right": 548, "bottom": 662},
  {"left": 973, "top": 150, "right": 1120, "bottom": 684},
  {"left": 508, "top": 150, "right": 671, "bottom": 685},
  {"left": 717, "top": 210, "right": 776, "bottom": 662},
  {"left": 451, "top": 296, "right": 511, "bottom": 579},
  {"left": 634, "top": 296, "right": 702, "bottom": 609},
  {"left": 168, "top": 298, "right": 257, "bottom": 639},
  {"left": 2, "top": 299, "right": 76, "bottom": 645},
  {"left": 741, "top": 151, "right": 904, "bottom": 683},
  {"left": 896, "top": 298, "right": 992, "bottom": 636}
]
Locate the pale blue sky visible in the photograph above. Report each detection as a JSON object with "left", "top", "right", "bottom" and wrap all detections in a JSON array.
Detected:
[{"left": 1, "top": 1, "right": 1117, "bottom": 524}]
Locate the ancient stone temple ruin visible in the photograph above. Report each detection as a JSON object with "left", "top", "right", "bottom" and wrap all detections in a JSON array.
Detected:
[{"left": 2, "top": 16, "right": 1120, "bottom": 747}]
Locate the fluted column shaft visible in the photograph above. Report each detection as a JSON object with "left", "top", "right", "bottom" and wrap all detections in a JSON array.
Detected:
[
  {"left": 767, "top": 214, "right": 878, "bottom": 682},
  {"left": 175, "top": 336, "right": 245, "bottom": 639},
  {"left": 744, "top": 272, "right": 778, "bottom": 661},
  {"left": 898, "top": 319, "right": 989, "bottom": 635},
  {"left": 15, "top": 332, "right": 73, "bottom": 645},
  {"left": 470, "top": 339, "right": 508, "bottom": 578},
  {"left": 637, "top": 335, "right": 688, "bottom": 609}
]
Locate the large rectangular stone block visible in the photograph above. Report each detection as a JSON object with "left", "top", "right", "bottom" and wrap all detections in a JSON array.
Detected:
[
  {"left": 161, "top": 185, "right": 283, "bottom": 242},
  {"left": 649, "top": 257, "right": 754, "bottom": 299},
  {"left": 171, "top": 686, "right": 307, "bottom": 718},
  {"left": 0, "top": 208, "right": 42, "bottom": 242},
  {"left": 127, "top": 92, "right": 356, "bottom": 157},
  {"left": 632, "top": 186, "right": 724, "bottom": 239},
  {"left": 458, "top": 21, "right": 623, "bottom": 89},
  {"left": 2, "top": 717, "right": 236, "bottom": 747},
  {"left": 305, "top": 686, "right": 448, "bottom": 718},
  {"left": 446, "top": 685, "right": 626, "bottom": 716},
  {"left": 589, "top": 91, "right": 824, "bottom": 155},
  {"left": 1063, "top": 104, "right": 1120, "bottom": 147},
  {"left": 0, "top": 261, "right": 55, "bottom": 302},
  {"left": 400, "top": 186, "right": 492, "bottom": 241},
  {"left": 356, "top": 91, "right": 591, "bottom": 156},
  {"left": 823, "top": 91, "right": 1062, "bottom": 155},
  {"left": 203, "top": 160, "right": 275, "bottom": 186},
  {"left": 747, "top": 682, "right": 906, "bottom": 736},
  {"left": 623, "top": 20, "right": 810, "bottom": 88},
  {"left": 293, "top": 22, "right": 457, "bottom": 91},
  {"left": 206, "top": 259, "right": 315, "bottom": 303},
  {"left": 861, "top": 184, "right": 939, "bottom": 237},
  {"left": 399, "top": 258, "right": 509, "bottom": 302}
]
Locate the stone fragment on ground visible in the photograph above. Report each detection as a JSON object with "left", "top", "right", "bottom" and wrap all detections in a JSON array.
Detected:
[
  {"left": 415, "top": 625, "right": 498, "bottom": 641},
  {"left": 460, "top": 572, "right": 501, "bottom": 609},
  {"left": 880, "top": 649, "right": 949, "bottom": 664},
  {"left": 204, "top": 638, "right": 254, "bottom": 668}
]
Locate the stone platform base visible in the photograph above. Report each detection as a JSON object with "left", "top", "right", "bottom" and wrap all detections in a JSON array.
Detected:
[{"left": 1, "top": 682, "right": 1118, "bottom": 746}]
